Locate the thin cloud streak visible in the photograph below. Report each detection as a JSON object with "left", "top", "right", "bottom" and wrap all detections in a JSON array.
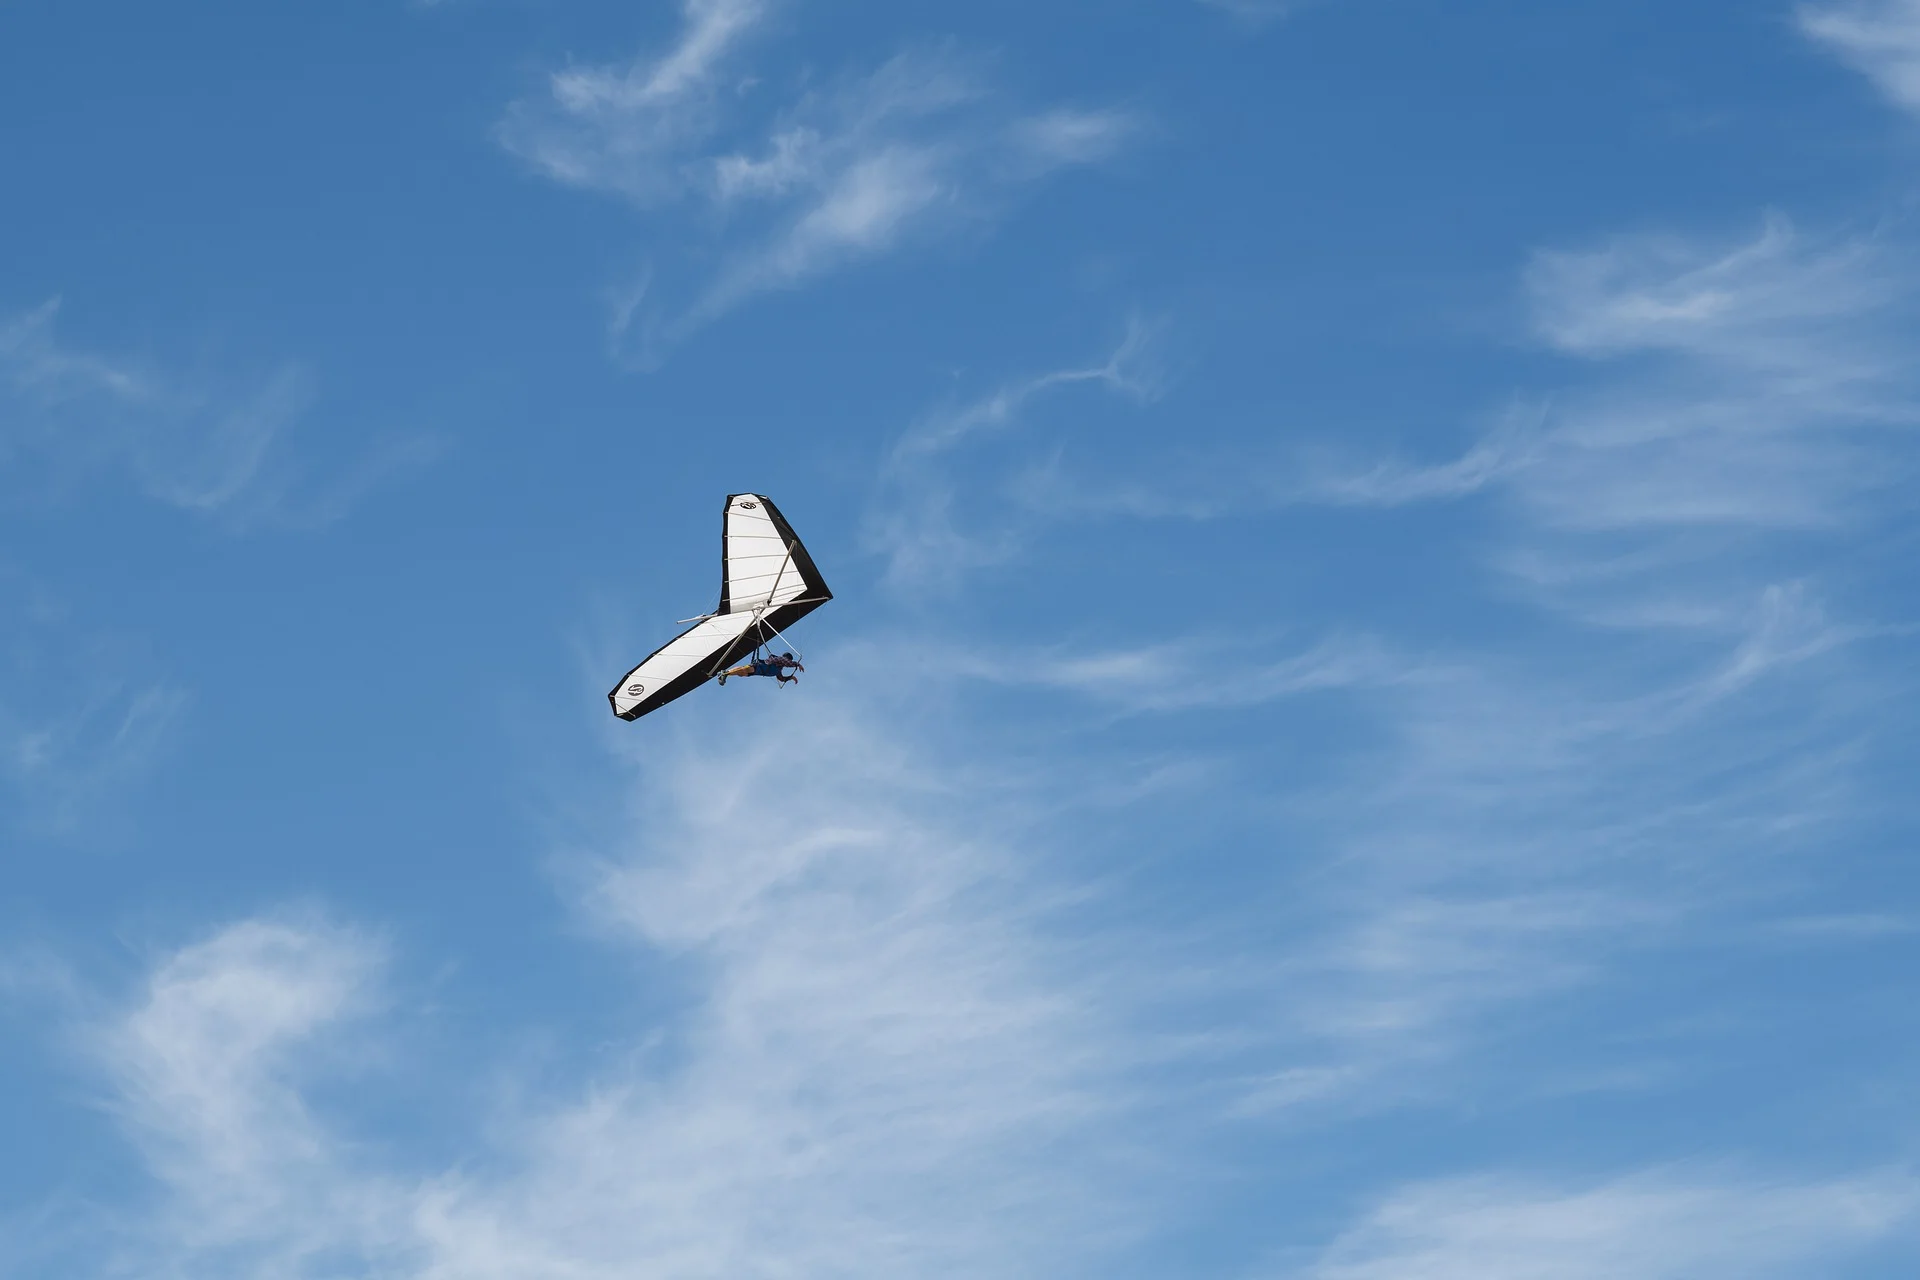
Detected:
[
  {"left": 502, "top": 7, "right": 1138, "bottom": 357},
  {"left": 49, "top": 682, "right": 1170, "bottom": 1278},
  {"left": 464, "top": 689, "right": 1152, "bottom": 1278},
  {"left": 871, "top": 318, "right": 1161, "bottom": 591},
  {"left": 83, "top": 915, "right": 397, "bottom": 1277},
  {"left": 857, "top": 224, "right": 1917, "bottom": 1120},
  {"left": 1303, "top": 1170, "right": 1919, "bottom": 1280},
  {"left": 1024, "top": 218, "right": 1914, "bottom": 544},
  {"left": 1197, "top": 0, "right": 1315, "bottom": 25},
  {"left": 855, "top": 196, "right": 1920, "bottom": 1137},
  {"left": 2, "top": 684, "right": 186, "bottom": 839},
  {"left": 1801, "top": 0, "right": 1920, "bottom": 114},
  {"left": 1176, "top": 215, "right": 1919, "bottom": 1107},
  {"left": 501, "top": 0, "right": 770, "bottom": 205},
  {"left": 0, "top": 299, "right": 431, "bottom": 529},
  {"left": 0, "top": 579, "right": 188, "bottom": 841},
  {"left": 0, "top": 299, "right": 308, "bottom": 519},
  {"left": 689, "top": 89, "right": 1132, "bottom": 334},
  {"left": 1223, "top": 600, "right": 1875, "bottom": 1118},
  {"left": 36, "top": 623, "right": 1908, "bottom": 1273},
  {"left": 1316, "top": 219, "right": 1914, "bottom": 533},
  {"left": 944, "top": 632, "right": 1409, "bottom": 712}
]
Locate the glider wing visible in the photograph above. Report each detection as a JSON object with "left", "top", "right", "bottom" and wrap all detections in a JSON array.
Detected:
[
  {"left": 607, "top": 493, "right": 832, "bottom": 721},
  {"left": 607, "top": 612, "right": 762, "bottom": 721},
  {"left": 720, "top": 493, "right": 831, "bottom": 617}
]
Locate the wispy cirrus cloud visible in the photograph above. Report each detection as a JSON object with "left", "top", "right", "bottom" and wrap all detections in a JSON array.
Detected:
[
  {"left": 1205, "top": 592, "right": 1885, "bottom": 1124},
  {"left": 2, "top": 682, "right": 185, "bottom": 841},
  {"left": 858, "top": 187, "right": 1920, "bottom": 1138},
  {"left": 970, "top": 218, "right": 1916, "bottom": 1119},
  {"left": 1523, "top": 215, "right": 1894, "bottom": 368},
  {"left": 1282, "top": 241, "right": 1917, "bottom": 1111},
  {"left": 33, "top": 572, "right": 1909, "bottom": 1274},
  {"left": 1303, "top": 1169, "right": 1918, "bottom": 1280},
  {"left": 1801, "top": 0, "right": 1920, "bottom": 113},
  {"left": 29, "top": 915, "right": 401, "bottom": 1277},
  {"left": 943, "top": 632, "right": 1408, "bottom": 712},
  {"left": 97, "top": 918, "right": 389, "bottom": 1261},
  {"left": 1321, "top": 218, "right": 1913, "bottom": 535},
  {"left": 445, "top": 690, "right": 1150, "bottom": 1279},
  {"left": 1197, "top": 0, "right": 1317, "bottom": 25},
  {"left": 0, "top": 577, "right": 187, "bottom": 841},
  {"left": 0, "top": 300, "right": 311, "bottom": 519},
  {"left": 852, "top": 219, "right": 1918, "bottom": 1121},
  {"left": 1019, "top": 217, "right": 1915, "bottom": 559},
  {"left": 1283, "top": 216, "right": 1918, "bottom": 650},
  {"left": 870, "top": 317, "right": 1161, "bottom": 591},
  {"left": 29, "top": 641, "right": 1920, "bottom": 1274},
  {"left": 46, "top": 683, "right": 1168, "bottom": 1279},
  {"left": 0, "top": 300, "right": 435, "bottom": 528},
  {"left": 499, "top": 0, "right": 770, "bottom": 206},
  {"left": 500, "top": 1, "right": 1139, "bottom": 358}
]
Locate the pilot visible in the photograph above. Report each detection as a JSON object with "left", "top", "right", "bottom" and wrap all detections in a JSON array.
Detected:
[{"left": 717, "top": 651, "right": 803, "bottom": 686}]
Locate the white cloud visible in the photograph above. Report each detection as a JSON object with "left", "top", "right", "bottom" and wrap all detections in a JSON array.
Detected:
[
  {"left": 106, "top": 919, "right": 379, "bottom": 1179},
  {"left": 851, "top": 231, "right": 1916, "bottom": 1119},
  {"left": 1801, "top": 0, "right": 1920, "bottom": 113},
  {"left": 667, "top": 62, "right": 1134, "bottom": 342},
  {"left": 685, "top": 138, "right": 954, "bottom": 327},
  {"left": 1294, "top": 220, "right": 1914, "bottom": 638},
  {"left": 60, "top": 683, "right": 1164, "bottom": 1278},
  {"left": 1305, "top": 1170, "right": 1917, "bottom": 1280},
  {"left": 946, "top": 632, "right": 1408, "bottom": 712},
  {"left": 870, "top": 318, "right": 1161, "bottom": 590},
  {"left": 623, "top": 0, "right": 768, "bottom": 107},
  {"left": 500, "top": 0, "right": 770, "bottom": 205},
  {"left": 854, "top": 210, "right": 1918, "bottom": 1127},
  {"left": 1309, "top": 408, "right": 1539, "bottom": 507},
  {"left": 0, "top": 578, "right": 187, "bottom": 840},
  {"left": 1008, "top": 106, "right": 1138, "bottom": 169},
  {"left": 501, "top": 9, "right": 1138, "bottom": 356},
  {"left": 1524, "top": 215, "right": 1893, "bottom": 371},
  {"left": 89, "top": 916, "right": 395, "bottom": 1275},
  {"left": 418, "top": 690, "right": 1150, "bottom": 1279},
  {"left": 0, "top": 300, "right": 310, "bottom": 518},
  {"left": 1197, "top": 0, "right": 1313, "bottom": 25},
  {"left": 1031, "top": 218, "right": 1912, "bottom": 553},
  {"left": 0, "top": 298, "right": 434, "bottom": 527},
  {"left": 1471, "top": 219, "right": 1916, "bottom": 640},
  {"left": 1220, "top": 565, "right": 1894, "bottom": 1116},
  {"left": 1689, "top": 581, "right": 1857, "bottom": 702},
  {"left": 43, "top": 632, "right": 1904, "bottom": 1274},
  {"left": 2, "top": 683, "right": 185, "bottom": 839},
  {"left": 709, "top": 89, "right": 1130, "bottom": 324}
]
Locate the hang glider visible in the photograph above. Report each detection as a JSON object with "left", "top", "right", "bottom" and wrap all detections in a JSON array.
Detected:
[{"left": 608, "top": 494, "right": 833, "bottom": 721}]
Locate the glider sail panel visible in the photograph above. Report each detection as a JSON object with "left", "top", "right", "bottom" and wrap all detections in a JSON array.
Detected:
[
  {"left": 607, "top": 492, "right": 833, "bottom": 721},
  {"left": 720, "top": 494, "right": 829, "bottom": 615},
  {"left": 608, "top": 613, "right": 757, "bottom": 721}
]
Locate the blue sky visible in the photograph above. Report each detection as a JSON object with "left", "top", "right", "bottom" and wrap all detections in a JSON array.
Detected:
[{"left": 4, "top": 0, "right": 1920, "bottom": 1275}]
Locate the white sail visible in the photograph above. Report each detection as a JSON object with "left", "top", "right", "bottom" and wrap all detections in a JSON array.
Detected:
[
  {"left": 720, "top": 493, "right": 821, "bottom": 615},
  {"left": 607, "top": 612, "right": 761, "bottom": 720},
  {"left": 609, "top": 493, "right": 832, "bottom": 721}
]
